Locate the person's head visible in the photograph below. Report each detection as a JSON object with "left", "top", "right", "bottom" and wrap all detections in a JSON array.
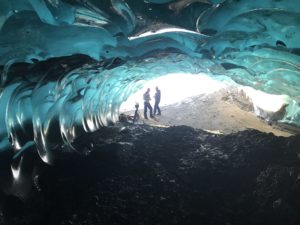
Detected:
[
  {"left": 156, "top": 86, "right": 159, "bottom": 91},
  {"left": 147, "top": 88, "right": 150, "bottom": 92}
]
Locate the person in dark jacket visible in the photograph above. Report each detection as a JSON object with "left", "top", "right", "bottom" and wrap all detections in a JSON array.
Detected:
[
  {"left": 143, "top": 88, "right": 153, "bottom": 119},
  {"left": 154, "top": 86, "right": 161, "bottom": 115}
]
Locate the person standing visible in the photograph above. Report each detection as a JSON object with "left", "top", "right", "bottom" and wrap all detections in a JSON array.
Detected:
[
  {"left": 143, "top": 88, "right": 153, "bottom": 119},
  {"left": 154, "top": 86, "right": 161, "bottom": 115}
]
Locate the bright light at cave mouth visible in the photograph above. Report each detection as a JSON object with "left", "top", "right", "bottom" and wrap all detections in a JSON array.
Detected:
[{"left": 120, "top": 72, "right": 227, "bottom": 112}]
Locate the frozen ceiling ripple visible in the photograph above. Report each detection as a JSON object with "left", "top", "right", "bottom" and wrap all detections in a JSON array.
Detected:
[{"left": 0, "top": 0, "right": 299, "bottom": 163}]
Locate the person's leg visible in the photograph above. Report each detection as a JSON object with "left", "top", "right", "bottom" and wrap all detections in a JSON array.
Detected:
[
  {"left": 157, "top": 101, "right": 161, "bottom": 115},
  {"left": 144, "top": 102, "right": 148, "bottom": 119},
  {"left": 154, "top": 101, "right": 157, "bottom": 114},
  {"left": 149, "top": 103, "right": 153, "bottom": 118}
]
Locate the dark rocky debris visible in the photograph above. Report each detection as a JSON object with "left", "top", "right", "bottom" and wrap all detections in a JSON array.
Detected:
[{"left": 0, "top": 125, "right": 300, "bottom": 225}]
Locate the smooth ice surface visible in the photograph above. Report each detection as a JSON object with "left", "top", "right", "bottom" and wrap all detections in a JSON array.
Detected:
[{"left": 0, "top": 0, "right": 300, "bottom": 162}]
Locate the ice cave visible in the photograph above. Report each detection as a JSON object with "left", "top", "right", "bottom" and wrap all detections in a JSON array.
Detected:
[{"left": 0, "top": 0, "right": 300, "bottom": 225}]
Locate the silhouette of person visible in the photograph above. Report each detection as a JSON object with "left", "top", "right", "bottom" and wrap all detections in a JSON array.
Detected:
[
  {"left": 154, "top": 86, "right": 161, "bottom": 115},
  {"left": 126, "top": 102, "right": 140, "bottom": 123},
  {"left": 133, "top": 102, "right": 140, "bottom": 123},
  {"left": 143, "top": 88, "right": 153, "bottom": 119}
]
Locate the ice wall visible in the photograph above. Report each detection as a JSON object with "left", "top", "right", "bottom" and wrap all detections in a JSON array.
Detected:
[{"left": 0, "top": 0, "right": 299, "bottom": 162}]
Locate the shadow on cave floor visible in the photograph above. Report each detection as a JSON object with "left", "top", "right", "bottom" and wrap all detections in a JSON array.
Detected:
[{"left": 1, "top": 124, "right": 300, "bottom": 225}]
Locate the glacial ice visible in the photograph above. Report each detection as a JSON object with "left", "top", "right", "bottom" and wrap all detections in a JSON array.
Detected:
[{"left": 0, "top": 0, "right": 299, "bottom": 163}]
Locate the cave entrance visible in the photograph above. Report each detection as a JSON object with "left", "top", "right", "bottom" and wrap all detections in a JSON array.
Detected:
[
  {"left": 119, "top": 72, "right": 294, "bottom": 137},
  {"left": 120, "top": 72, "right": 226, "bottom": 112}
]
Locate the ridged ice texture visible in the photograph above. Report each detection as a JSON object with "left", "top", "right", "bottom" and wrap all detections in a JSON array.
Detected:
[
  {"left": 2, "top": 54, "right": 214, "bottom": 163},
  {"left": 0, "top": 0, "right": 300, "bottom": 162}
]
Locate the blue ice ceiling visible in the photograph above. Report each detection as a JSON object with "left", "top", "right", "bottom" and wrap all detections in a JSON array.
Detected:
[{"left": 0, "top": 0, "right": 300, "bottom": 163}]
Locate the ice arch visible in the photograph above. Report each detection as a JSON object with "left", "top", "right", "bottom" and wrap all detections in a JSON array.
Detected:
[{"left": 0, "top": 0, "right": 299, "bottom": 163}]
